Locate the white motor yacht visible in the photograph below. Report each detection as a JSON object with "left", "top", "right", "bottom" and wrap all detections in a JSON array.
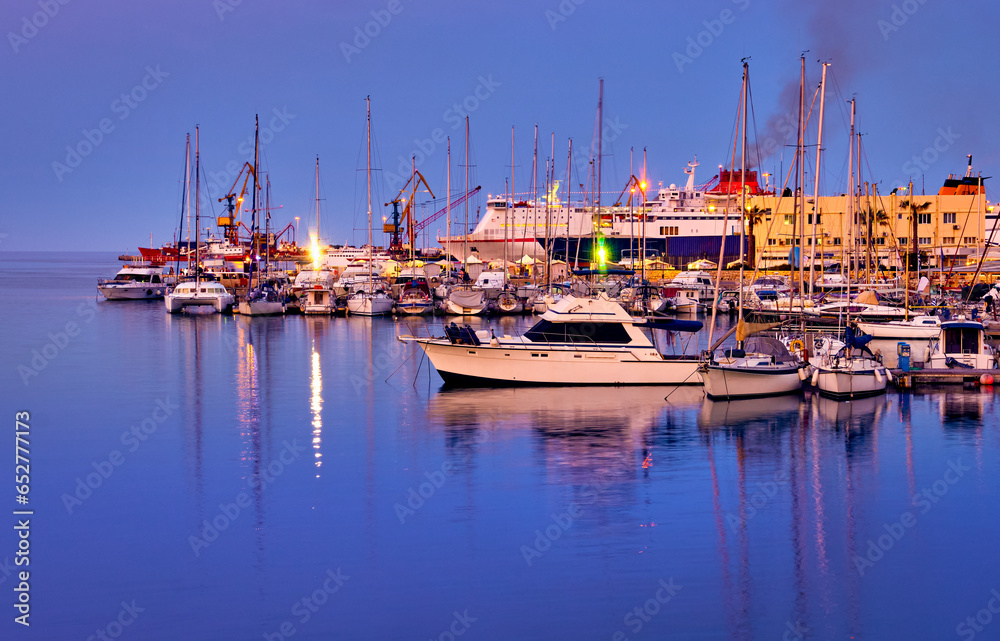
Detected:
[
  {"left": 925, "top": 319, "right": 997, "bottom": 370},
  {"left": 98, "top": 264, "right": 173, "bottom": 300},
  {"left": 403, "top": 295, "right": 704, "bottom": 386}
]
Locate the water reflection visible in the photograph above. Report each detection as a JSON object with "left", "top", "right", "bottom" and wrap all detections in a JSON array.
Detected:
[{"left": 310, "top": 344, "right": 323, "bottom": 475}]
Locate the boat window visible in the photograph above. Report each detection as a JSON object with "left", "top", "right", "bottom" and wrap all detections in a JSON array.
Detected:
[
  {"left": 524, "top": 320, "right": 631, "bottom": 344},
  {"left": 944, "top": 328, "right": 979, "bottom": 354}
]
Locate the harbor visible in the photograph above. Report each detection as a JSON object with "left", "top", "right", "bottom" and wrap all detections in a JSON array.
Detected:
[{"left": 9, "top": 0, "right": 1000, "bottom": 638}]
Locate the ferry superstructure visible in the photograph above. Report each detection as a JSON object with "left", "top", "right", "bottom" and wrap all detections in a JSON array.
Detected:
[{"left": 438, "top": 160, "right": 753, "bottom": 267}]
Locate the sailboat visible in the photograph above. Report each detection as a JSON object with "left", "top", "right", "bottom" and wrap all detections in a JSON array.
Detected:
[
  {"left": 699, "top": 62, "right": 804, "bottom": 399},
  {"left": 346, "top": 97, "right": 395, "bottom": 317},
  {"left": 239, "top": 116, "right": 285, "bottom": 316},
  {"left": 445, "top": 116, "right": 487, "bottom": 316},
  {"left": 166, "top": 127, "right": 236, "bottom": 314},
  {"left": 809, "top": 323, "right": 889, "bottom": 398}
]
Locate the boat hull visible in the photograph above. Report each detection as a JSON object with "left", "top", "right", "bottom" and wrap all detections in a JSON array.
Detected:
[
  {"left": 238, "top": 301, "right": 285, "bottom": 316},
  {"left": 700, "top": 364, "right": 803, "bottom": 399},
  {"left": 814, "top": 368, "right": 887, "bottom": 399},
  {"left": 99, "top": 286, "right": 166, "bottom": 300},
  {"left": 347, "top": 296, "right": 394, "bottom": 316},
  {"left": 165, "top": 294, "right": 234, "bottom": 314},
  {"left": 414, "top": 340, "right": 702, "bottom": 386}
]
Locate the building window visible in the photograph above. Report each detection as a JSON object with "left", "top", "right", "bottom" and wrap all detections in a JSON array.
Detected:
[
  {"left": 808, "top": 214, "right": 822, "bottom": 224},
  {"left": 964, "top": 237, "right": 977, "bottom": 244},
  {"left": 942, "top": 236, "right": 955, "bottom": 245},
  {"left": 944, "top": 213, "right": 956, "bottom": 224},
  {"left": 899, "top": 237, "right": 908, "bottom": 245},
  {"left": 784, "top": 214, "right": 794, "bottom": 225},
  {"left": 877, "top": 237, "right": 885, "bottom": 245},
  {"left": 832, "top": 238, "right": 841, "bottom": 246},
  {"left": 918, "top": 237, "right": 931, "bottom": 245},
  {"left": 918, "top": 213, "right": 931, "bottom": 225},
  {"left": 767, "top": 238, "right": 776, "bottom": 245}
]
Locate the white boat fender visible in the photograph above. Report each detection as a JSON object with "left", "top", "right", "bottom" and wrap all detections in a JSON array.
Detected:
[
  {"left": 810, "top": 369, "right": 819, "bottom": 387},
  {"left": 874, "top": 369, "right": 883, "bottom": 383},
  {"left": 797, "top": 368, "right": 808, "bottom": 381},
  {"left": 490, "top": 328, "right": 499, "bottom": 347},
  {"left": 925, "top": 347, "right": 932, "bottom": 362},
  {"left": 884, "top": 369, "right": 893, "bottom": 382}
]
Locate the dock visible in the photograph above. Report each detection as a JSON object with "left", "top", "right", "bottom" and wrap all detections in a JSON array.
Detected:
[{"left": 890, "top": 368, "right": 997, "bottom": 388}]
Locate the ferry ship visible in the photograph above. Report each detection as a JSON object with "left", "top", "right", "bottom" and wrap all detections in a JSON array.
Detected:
[{"left": 438, "top": 160, "right": 756, "bottom": 268}]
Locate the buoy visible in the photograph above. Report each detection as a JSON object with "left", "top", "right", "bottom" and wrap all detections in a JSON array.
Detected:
[
  {"left": 874, "top": 369, "right": 883, "bottom": 383},
  {"left": 980, "top": 373, "right": 994, "bottom": 386},
  {"left": 810, "top": 369, "right": 819, "bottom": 387}
]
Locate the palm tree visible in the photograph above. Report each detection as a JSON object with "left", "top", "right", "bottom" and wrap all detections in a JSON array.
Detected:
[
  {"left": 744, "top": 205, "right": 765, "bottom": 267},
  {"left": 899, "top": 199, "right": 931, "bottom": 270}
]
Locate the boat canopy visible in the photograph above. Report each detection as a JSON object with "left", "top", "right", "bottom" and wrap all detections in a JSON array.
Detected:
[{"left": 743, "top": 337, "right": 795, "bottom": 362}]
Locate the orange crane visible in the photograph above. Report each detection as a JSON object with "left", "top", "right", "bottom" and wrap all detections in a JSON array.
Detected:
[
  {"left": 217, "top": 162, "right": 259, "bottom": 244},
  {"left": 385, "top": 169, "right": 435, "bottom": 258}
]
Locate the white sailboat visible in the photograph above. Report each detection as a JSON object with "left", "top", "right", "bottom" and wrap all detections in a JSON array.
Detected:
[
  {"left": 166, "top": 127, "right": 235, "bottom": 314},
  {"left": 444, "top": 117, "right": 487, "bottom": 316},
  {"left": 699, "top": 62, "right": 804, "bottom": 400},
  {"left": 239, "top": 117, "right": 285, "bottom": 316},
  {"left": 347, "top": 97, "right": 394, "bottom": 317}
]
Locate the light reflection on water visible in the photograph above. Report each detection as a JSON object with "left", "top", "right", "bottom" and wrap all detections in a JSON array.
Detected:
[{"left": 4, "top": 252, "right": 1000, "bottom": 641}]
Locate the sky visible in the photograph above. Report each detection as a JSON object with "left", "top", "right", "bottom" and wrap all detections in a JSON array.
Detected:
[{"left": 2, "top": 0, "right": 998, "bottom": 251}]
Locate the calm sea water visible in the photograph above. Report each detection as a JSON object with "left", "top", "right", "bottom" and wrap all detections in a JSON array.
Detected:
[{"left": 2, "top": 251, "right": 999, "bottom": 640}]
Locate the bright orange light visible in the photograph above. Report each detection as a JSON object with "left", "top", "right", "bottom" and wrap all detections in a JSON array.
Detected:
[{"left": 640, "top": 181, "right": 647, "bottom": 191}]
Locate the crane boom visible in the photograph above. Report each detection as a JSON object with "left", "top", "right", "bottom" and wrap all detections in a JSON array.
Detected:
[{"left": 413, "top": 186, "right": 481, "bottom": 234}]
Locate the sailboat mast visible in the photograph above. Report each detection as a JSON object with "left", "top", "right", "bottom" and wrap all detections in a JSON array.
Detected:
[
  {"left": 565, "top": 138, "right": 573, "bottom": 270},
  {"left": 195, "top": 126, "right": 201, "bottom": 287},
  {"left": 507, "top": 125, "right": 514, "bottom": 285},
  {"left": 642, "top": 147, "right": 647, "bottom": 284},
  {"left": 366, "top": 97, "right": 373, "bottom": 283},
  {"left": 315, "top": 156, "right": 320, "bottom": 243},
  {"left": 446, "top": 137, "right": 451, "bottom": 278},
  {"left": 178, "top": 133, "right": 190, "bottom": 277},
  {"left": 464, "top": 117, "right": 469, "bottom": 274},
  {"left": 797, "top": 55, "right": 806, "bottom": 302},
  {"left": 809, "top": 63, "right": 828, "bottom": 296},
  {"left": 531, "top": 124, "right": 538, "bottom": 272},
  {"left": 846, "top": 98, "right": 855, "bottom": 284},
  {"left": 738, "top": 61, "right": 748, "bottom": 329},
  {"left": 251, "top": 114, "right": 260, "bottom": 292}
]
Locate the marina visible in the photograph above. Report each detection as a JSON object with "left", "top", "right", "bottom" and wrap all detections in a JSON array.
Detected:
[{"left": 8, "top": 1, "right": 1000, "bottom": 637}]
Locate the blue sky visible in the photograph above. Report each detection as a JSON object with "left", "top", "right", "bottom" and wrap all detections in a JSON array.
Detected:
[{"left": 3, "top": 0, "right": 997, "bottom": 251}]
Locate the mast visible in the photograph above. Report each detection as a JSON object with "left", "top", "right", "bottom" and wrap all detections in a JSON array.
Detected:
[
  {"left": 507, "top": 125, "right": 514, "bottom": 285},
  {"left": 809, "top": 63, "right": 828, "bottom": 295},
  {"left": 446, "top": 137, "right": 451, "bottom": 279},
  {"left": 264, "top": 174, "right": 271, "bottom": 279},
  {"left": 250, "top": 114, "right": 260, "bottom": 292},
  {"left": 464, "top": 116, "right": 470, "bottom": 278},
  {"left": 642, "top": 147, "right": 647, "bottom": 284},
  {"left": 595, "top": 78, "right": 603, "bottom": 267},
  {"left": 846, "top": 99, "right": 855, "bottom": 283},
  {"left": 366, "top": 97, "right": 373, "bottom": 285},
  {"left": 195, "top": 126, "right": 201, "bottom": 287},
  {"left": 797, "top": 55, "right": 806, "bottom": 303},
  {"left": 315, "top": 155, "right": 320, "bottom": 246},
  {"left": 177, "top": 133, "right": 190, "bottom": 277},
  {"left": 565, "top": 138, "right": 573, "bottom": 272},
  {"left": 738, "top": 61, "right": 748, "bottom": 341},
  {"left": 530, "top": 123, "right": 538, "bottom": 272}
]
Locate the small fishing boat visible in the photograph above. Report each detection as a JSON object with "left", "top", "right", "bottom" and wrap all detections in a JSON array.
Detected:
[{"left": 403, "top": 295, "right": 704, "bottom": 386}]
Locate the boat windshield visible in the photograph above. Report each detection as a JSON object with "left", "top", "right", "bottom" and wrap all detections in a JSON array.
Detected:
[{"left": 524, "top": 320, "right": 631, "bottom": 344}]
